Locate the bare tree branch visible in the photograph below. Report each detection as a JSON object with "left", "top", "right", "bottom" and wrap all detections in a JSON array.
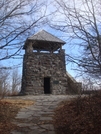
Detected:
[
  {"left": 50, "top": 0, "right": 101, "bottom": 78},
  {"left": 0, "top": 0, "right": 48, "bottom": 60}
]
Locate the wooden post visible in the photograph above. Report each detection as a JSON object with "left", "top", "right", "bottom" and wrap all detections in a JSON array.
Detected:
[{"left": 25, "top": 42, "right": 33, "bottom": 54}]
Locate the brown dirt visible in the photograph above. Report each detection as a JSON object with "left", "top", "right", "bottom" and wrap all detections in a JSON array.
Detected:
[
  {"left": 53, "top": 92, "right": 101, "bottom": 134},
  {"left": 0, "top": 98, "right": 34, "bottom": 134}
]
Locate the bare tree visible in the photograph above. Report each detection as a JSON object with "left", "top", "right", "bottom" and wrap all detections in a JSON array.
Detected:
[
  {"left": 11, "top": 68, "right": 21, "bottom": 94},
  {"left": 0, "top": 67, "right": 10, "bottom": 98},
  {"left": 0, "top": 65, "right": 21, "bottom": 97},
  {"left": 50, "top": 0, "right": 101, "bottom": 78},
  {"left": 0, "top": 0, "right": 47, "bottom": 60}
]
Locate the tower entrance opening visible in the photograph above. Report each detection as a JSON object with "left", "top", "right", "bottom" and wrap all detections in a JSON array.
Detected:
[{"left": 44, "top": 77, "right": 51, "bottom": 94}]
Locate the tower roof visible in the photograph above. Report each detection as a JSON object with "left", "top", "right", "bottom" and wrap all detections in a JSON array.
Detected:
[
  {"left": 24, "top": 30, "right": 66, "bottom": 51},
  {"left": 28, "top": 30, "right": 66, "bottom": 44}
]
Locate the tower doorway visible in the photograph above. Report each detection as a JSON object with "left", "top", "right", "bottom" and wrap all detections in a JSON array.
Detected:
[{"left": 44, "top": 77, "right": 51, "bottom": 94}]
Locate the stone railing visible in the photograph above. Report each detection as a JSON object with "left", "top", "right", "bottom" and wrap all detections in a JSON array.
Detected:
[{"left": 66, "top": 72, "right": 82, "bottom": 94}]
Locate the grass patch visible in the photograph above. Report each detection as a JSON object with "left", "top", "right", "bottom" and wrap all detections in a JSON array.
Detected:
[
  {"left": 0, "top": 98, "right": 34, "bottom": 134},
  {"left": 54, "top": 93, "right": 101, "bottom": 134},
  {"left": 1, "top": 98, "right": 34, "bottom": 108}
]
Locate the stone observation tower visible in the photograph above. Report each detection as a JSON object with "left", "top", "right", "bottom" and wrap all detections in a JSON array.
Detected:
[{"left": 21, "top": 30, "right": 81, "bottom": 95}]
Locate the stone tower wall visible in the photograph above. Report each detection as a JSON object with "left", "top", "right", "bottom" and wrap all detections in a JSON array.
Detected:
[{"left": 21, "top": 50, "right": 68, "bottom": 95}]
